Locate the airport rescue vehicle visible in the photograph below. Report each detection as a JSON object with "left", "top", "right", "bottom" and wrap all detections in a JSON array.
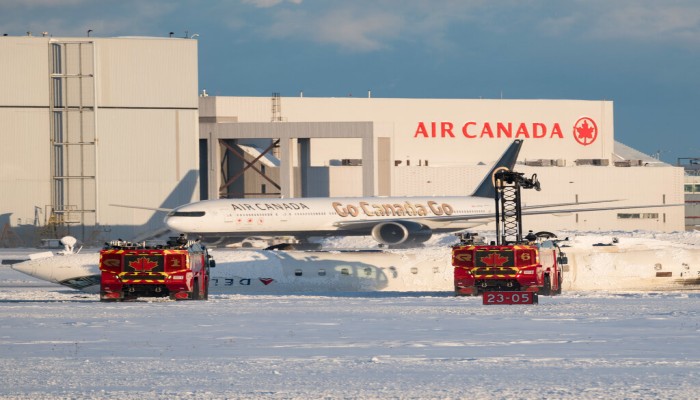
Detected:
[
  {"left": 99, "top": 235, "right": 215, "bottom": 301},
  {"left": 452, "top": 234, "right": 565, "bottom": 302},
  {"left": 452, "top": 170, "right": 567, "bottom": 304}
]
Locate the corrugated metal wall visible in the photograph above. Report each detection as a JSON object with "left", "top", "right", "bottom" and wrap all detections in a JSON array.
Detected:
[
  {"left": 328, "top": 167, "right": 364, "bottom": 197},
  {"left": 0, "top": 108, "right": 52, "bottom": 226},
  {"left": 0, "top": 36, "right": 199, "bottom": 245},
  {"left": 97, "top": 38, "right": 198, "bottom": 108},
  {"left": 0, "top": 37, "right": 49, "bottom": 106},
  {"left": 96, "top": 107, "right": 199, "bottom": 239},
  {"left": 0, "top": 38, "right": 52, "bottom": 238}
]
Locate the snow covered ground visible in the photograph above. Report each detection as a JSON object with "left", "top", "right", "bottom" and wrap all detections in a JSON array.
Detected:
[{"left": 1, "top": 230, "right": 699, "bottom": 399}]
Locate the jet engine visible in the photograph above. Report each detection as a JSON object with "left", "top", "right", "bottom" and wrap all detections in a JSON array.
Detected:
[{"left": 371, "top": 221, "right": 432, "bottom": 247}]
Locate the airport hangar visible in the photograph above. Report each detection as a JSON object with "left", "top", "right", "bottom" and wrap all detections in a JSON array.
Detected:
[
  {"left": 200, "top": 95, "right": 684, "bottom": 235},
  {"left": 0, "top": 35, "right": 684, "bottom": 246}
]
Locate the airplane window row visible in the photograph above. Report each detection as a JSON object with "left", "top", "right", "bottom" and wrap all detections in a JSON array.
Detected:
[
  {"left": 294, "top": 268, "right": 362, "bottom": 276},
  {"left": 229, "top": 210, "right": 490, "bottom": 217},
  {"left": 617, "top": 213, "right": 659, "bottom": 219},
  {"left": 291, "top": 266, "right": 442, "bottom": 277},
  {"left": 235, "top": 212, "right": 329, "bottom": 216}
]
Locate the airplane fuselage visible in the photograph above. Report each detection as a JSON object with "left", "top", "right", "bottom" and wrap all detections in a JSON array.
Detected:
[
  {"left": 164, "top": 140, "right": 524, "bottom": 246},
  {"left": 11, "top": 245, "right": 700, "bottom": 294},
  {"left": 164, "top": 196, "right": 495, "bottom": 239}
]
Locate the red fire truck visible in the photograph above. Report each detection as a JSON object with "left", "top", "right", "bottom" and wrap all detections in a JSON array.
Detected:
[
  {"left": 452, "top": 170, "right": 566, "bottom": 303},
  {"left": 99, "top": 235, "right": 215, "bottom": 301},
  {"left": 452, "top": 235, "right": 565, "bottom": 298}
]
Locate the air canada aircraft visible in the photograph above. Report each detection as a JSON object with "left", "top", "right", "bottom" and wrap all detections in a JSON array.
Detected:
[{"left": 163, "top": 139, "right": 677, "bottom": 248}]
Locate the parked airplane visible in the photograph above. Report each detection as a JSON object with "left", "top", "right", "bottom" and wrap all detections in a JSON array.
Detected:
[
  {"left": 9, "top": 239, "right": 700, "bottom": 295},
  {"left": 7, "top": 246, "right": 452, "bottom": 294},
  {"left": 163, "top": 140, "right": 677, "bottom": 248}
]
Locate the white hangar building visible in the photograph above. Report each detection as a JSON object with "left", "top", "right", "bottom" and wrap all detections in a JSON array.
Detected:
[
  {"left": 200, "top": 95, "right": 684, "bottom": 233},
  {"left": 0, "top": 35, "right": 199, "bottom": 245}
]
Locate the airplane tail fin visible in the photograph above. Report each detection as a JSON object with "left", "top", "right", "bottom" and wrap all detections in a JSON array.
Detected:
[{"left": 471, "top": 140, "right": 523, "bottom": 198}]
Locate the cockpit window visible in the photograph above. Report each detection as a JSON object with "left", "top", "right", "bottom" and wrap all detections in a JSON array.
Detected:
[{"left": 168, "top": 211, "right": 205, "bottom": 217}]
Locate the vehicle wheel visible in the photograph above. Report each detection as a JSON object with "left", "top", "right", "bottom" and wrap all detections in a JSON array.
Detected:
[
  {"left": 99, "top": 292, "right": 119, "bottom": 302},
  {"left": 202, "top": 277, "right": 209, "bottom": 300},
  {"left": 541, "top": 275, "right": 552, "bottom": 296},
  {"left": 535, "top": 231, "right": 557, "bottom": 239},
  {"left": 100, "top": 292, "right": 126, "bottom": 302},
  {"left": 554, "top": 273, "right": 563, "bottom": 295},
  {"left": 192, "top": 278, "right": 200, "bottom": 300},
  {"left": 454, "top": 286, "right": 478, "bottom": 297},
  {"left": 267, "top": 243, "right": 295, "bottom": 250}
]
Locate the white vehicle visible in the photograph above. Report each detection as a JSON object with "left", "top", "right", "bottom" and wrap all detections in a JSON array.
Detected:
[{"left": 240, "top": 236, "right": 270, "bottom": 248}]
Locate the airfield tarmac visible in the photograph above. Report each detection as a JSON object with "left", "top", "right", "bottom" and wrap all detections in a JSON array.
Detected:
[{"left": 1, "top": 263, "right": 700, "bottom": 399}]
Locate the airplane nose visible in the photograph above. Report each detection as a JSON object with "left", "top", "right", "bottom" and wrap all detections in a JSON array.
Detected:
[
  {"left": 10, "top": 261, "right": 35, "bottom": 276},
  {"left": 11, "top": 259, "right": 53, "bottom": 281},
  {"left": 164, "top": 214, "right": 183, "bottom": 232},
  {"left": 164, "top": 210, "right": 204, "bottom": 233}
]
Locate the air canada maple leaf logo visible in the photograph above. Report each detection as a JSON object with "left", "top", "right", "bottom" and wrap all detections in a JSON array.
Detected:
[
  {"left": 259, "top": 278, "right": 275, "bottom": 286},
  {"left": 128, "top": 257, "right": 158, "bottom": 272},
  {"left": 480, "top": 253, "right": 509, "bottom": 267},
  {"left": 573, "top": 117, "right": 598, "bottom": 146}
]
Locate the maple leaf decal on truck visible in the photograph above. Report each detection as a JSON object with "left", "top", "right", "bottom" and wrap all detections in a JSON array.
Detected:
[
  {"left": 128, "top": 257, "right": 159, "bottom": 272},
  {"left": 573, "top": 117, "right": 598, "bottom": 146},
  {"left": 480, "top": 253, "right": 509, "bottom": 267}
]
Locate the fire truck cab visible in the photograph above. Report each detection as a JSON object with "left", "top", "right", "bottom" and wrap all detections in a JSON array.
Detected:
[
  {"left": 452, "top": 235, "right": 566, "bottom": 296},
  {"left": 99, "top": 235, "right": 215, "bottom": 301}
]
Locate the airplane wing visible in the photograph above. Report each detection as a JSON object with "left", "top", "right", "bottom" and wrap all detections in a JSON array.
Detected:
[
  {"left": 519, "top": 202, "right": 684, "bottom": 217},
  {"left": 522, "top": 199, "right": 624, "bottom": 210},
  {"left": 110, "top": 204, "right": 174, "bottom": 212},
  {"left": 109, "top": 204, "right": 175, "bottom": 241},
  {"left": 132, "top": 226, "right": 173, "bottom": 242},
  {"left": 332, "top": 202, "right": 683, "bottom": 229},
  {"left": 443, "top": 202, "right": 682, "bottom": 223}
]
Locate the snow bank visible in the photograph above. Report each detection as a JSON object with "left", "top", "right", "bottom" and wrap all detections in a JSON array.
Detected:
[{"left": 0, "top": 287, "right": 698, "bottom": 399}]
